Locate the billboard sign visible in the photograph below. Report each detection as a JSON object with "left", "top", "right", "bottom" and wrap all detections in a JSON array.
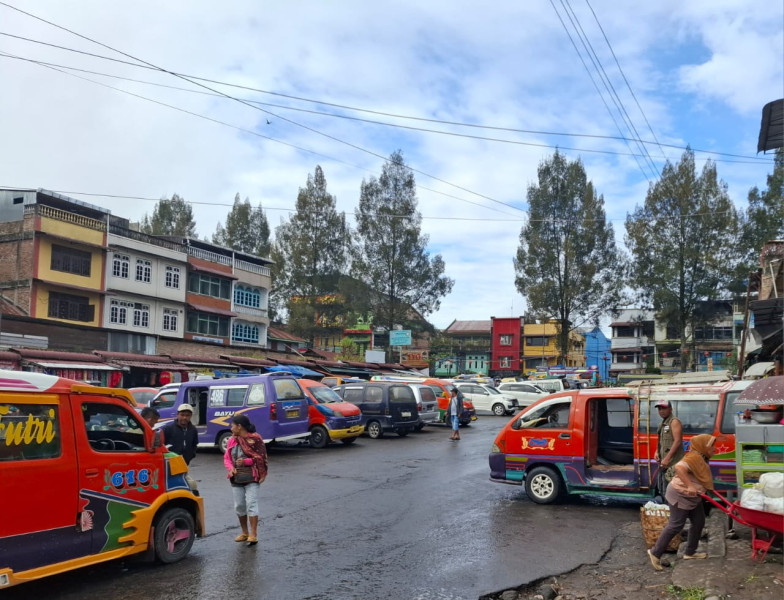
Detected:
[{"left": 389, "top": 330, "right": 412, "bottom": 346}]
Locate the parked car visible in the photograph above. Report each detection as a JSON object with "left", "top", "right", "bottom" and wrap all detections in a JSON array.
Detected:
[
  {"left": 453, "top": 382, "right": 518, "bottom": 416},
  {"left": 530, "top": 378, "right": 569, "bottom": 394},
  {"left": 369, "top": 376, "right": 478, "bottom": 426},
  {"left": 127, "top": 386, "right": 159, "bottom": 409},
  {"left": 320, "top": 375, "right": 364, "bottom": 388},
  {"left": 154, "top": 373, "right": 310, "bottom": 452},
  {"left": 496, "top": 382, "right": 547, "bottom": 408},
  {"left": 404, "top": 383, "right": 440, "bottom": 430},
  {"left": 150, "top": 384, "right": 181, "bottom": 410},
  {"left": 298, "top": 379, "right": 364, "bottom": 448},
  {"left": 332, "top": 381, "right": 420, "bottom": 438},
  {"left": 0, "top": 370, "right": 204, "bottom": 588}
]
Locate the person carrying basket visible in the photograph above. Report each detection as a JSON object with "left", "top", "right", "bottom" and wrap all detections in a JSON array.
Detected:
[{"left": 647, "top": 434, "right": 716, "bottom": 570}]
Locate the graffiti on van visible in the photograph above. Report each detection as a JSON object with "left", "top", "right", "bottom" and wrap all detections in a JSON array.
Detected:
[
  {"left": 0, "top": 404, "right": 58, "bottom": 453},
  {"left": 104, "top": 466, "right": 160, "bottom": 493},
  {"left": 522, "top": 437, "right": 555, "bottom": 450}
]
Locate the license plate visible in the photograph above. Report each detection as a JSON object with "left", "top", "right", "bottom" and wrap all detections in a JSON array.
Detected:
[
  {"left": 401, "top": 411, "right": 411, "bottom": 417},
  {"left": 286, "top": 410, "right": 299, "bottom": 417}
]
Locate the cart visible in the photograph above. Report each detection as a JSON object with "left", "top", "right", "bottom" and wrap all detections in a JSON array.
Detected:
[{"left": 702, "top": 491, "right": 784, "bottom": 562}]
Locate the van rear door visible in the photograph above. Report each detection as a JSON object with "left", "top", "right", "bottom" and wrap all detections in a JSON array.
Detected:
[{"left": 270, "top": 378, "right": 309, "bottom": 439}]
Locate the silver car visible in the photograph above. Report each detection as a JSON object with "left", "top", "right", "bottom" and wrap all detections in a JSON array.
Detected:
[
  {"left": 454, "top": 382, "right": 518, "bottom": 416},
  {"left": 405, "top": 383, "right": 440, "bottom": 429},
  {"left": 496, "top": 382, "right": 548, "bottom": 408}
]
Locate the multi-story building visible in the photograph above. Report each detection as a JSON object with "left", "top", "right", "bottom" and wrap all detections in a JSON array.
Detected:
[
  {"left": 610, "top": 309, "right": 655, "bottom": 377},
  {"left": 521, "top": 321, "right": 559, "bottom": 373},
  {"left": 583, "top": 326, "right": 612, "bottom": 381},
  {"left": 490, "top": 316, "right": 523, "bottom": 377},
  {"left": 435, "top": 320, "right": 492, "bottom": 377}
]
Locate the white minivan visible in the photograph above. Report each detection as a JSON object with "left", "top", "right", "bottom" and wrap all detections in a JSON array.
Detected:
[
  {"left": 531, "top": 379, "right": 569, "bottom": 395},
  {"left": 496, "top": 382, "right": 547, "bottom": 408},
  {"left": 453, "top": 382, "right": 518, "bottom": 416}
]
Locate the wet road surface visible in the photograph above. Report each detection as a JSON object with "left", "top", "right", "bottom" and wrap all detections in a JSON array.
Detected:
[{"left": 7, "top": 417, "right": 640, "bottom": 599}]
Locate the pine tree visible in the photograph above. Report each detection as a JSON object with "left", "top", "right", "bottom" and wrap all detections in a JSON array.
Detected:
[
  {"left": 212, "top": 193, "right": 271, "bottom": 257},
  {"left": 625, "top": 149, "right": 740, "bottom": 371},
  {"left": 270, "top": 165, "right": 352, "bottom": 342},
  {"left": 514, "top": 150, "right": 625, "bottom": 362},
  {"left": 139, "top": 194, "right": 196, "bottom": 237},
  {"left": 353, "top": 150, "right": 454, "bottom": 339}
]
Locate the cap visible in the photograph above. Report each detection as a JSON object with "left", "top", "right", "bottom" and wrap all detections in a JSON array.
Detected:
[
  {"left": 176, "top": 403, "right": 194, "bottom": 413},
  {"left": 654, "top": 400, "right": 671, "bottom": 408}
]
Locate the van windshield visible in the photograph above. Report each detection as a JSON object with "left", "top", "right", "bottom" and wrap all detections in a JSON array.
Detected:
[{"left": 309, "top": 386, "right": 342, "bottom": 404}]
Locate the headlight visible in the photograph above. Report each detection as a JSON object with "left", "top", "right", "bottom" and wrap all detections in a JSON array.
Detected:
[
  {"left": 491, "top": 443, "right": 501, "bottom": 453},
  {"left": 332, "top": 408, "right": 343, "bottom": 417}
]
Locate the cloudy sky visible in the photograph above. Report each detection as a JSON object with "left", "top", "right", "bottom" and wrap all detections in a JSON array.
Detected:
[{"left": 0, "top": 1, "right": 781, "bottom": 330}]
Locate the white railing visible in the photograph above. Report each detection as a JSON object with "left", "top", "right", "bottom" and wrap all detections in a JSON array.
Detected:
[
  {"left": 611, "top": 337, "right": 651, "bottom": 350},
  {"left": 27, "top": 204, "right": 106, "bottom": 231},
  {"left": 233, "top": 305, "right": 269, "bottom": 318},
  {"left": 187, "top": 246, "right": 232, "bottom": 266},
  {"left": 235, "top": 259, "right": 271, "bottom": 277}
]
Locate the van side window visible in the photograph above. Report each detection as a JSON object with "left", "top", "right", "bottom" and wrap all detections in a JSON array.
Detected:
[
  {"left": 606, "top": 397, "right": 633, "bottom": 427},
  {"left": 343, "top": 388, "right": 364, "bottom": 404},
  {"left": 366, "top": 386, "right": 383, "bottom": 403},
  {"left": 639, "top": 400, "right": 718, "bottom": 435},
  {"left": 209, "top": 389, "right": 226, "bottom": 407},
  {"left": 226, "top": 387, "right": 248, "bottom": 407},
  {"left": 82, "top": 403, "right": 145, "bottom": 452},
  {"left": 519, "top": 401, "right": 571, "bottom": 429},
  {"left": 273, "top": 379, "right": 304, "bottom": 399},
  {"left": 321, "top": 378, "right": 337, "bottom": 387},
  {"left": 0, "top": 403, "right": 61, "bottom": 461},
  {"left": 247, "top": 384, "right": 266, "bottom": 406},
  {"left": 152, "top": 389, "right": 177, "bottom": 409}
]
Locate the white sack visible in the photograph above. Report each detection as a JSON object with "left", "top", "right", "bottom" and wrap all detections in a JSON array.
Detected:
[
  {"left": 740, "top": 487, "right": 766, "bottom": 511},
  {"left": 758, "top": 472, "right": 784, "bottom": 498}
]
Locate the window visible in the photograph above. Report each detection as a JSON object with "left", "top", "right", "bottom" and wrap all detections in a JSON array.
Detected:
[
  {"left": 188, "top": 274, "right": 231, "bottom": 300},
  {"left": 273, "top": 379, "right": 304, "bottom": 399},
  {"left": 389, "top": 386, "right": 414, "bottom": 402},
  {"left": 82, "top": 402, "right": 145, "bottom": 452},
  {"left": 234, "top": 285, "right": 261, "bottom": 308},
  {"left": 48, "top": 292, "right": 94, "bottom": 322},
  {"left": 343, "top": 387, "right": 364, "bottom": 404},
  {"left": 151, "top": 390, "right": 178, "bottom": 410},
  {"left": 135, "top": 259, "right": 152, "bottom": 283},
  {"left": 499, "top": 356, "right": 511, "bottom": 368},
  {"left": 639, "top": 400, "right": 719, "bottom": 435},
  {"left": 187, "top": 311, "right": 229, "bottom": 337},
  {"left": 499, "top": 334, "right": 512, "bottom": 346},
  {"left": 232, "top": 322, "right": 259, "bottom": 344},
  {"left": 226, "top": 387, "right": 247, "bottom": 407},
  {"left": 165, "top": 265, "right": 181, "bottom": 289},
  {"left": 247, "top": 384, "right": 266, "bottom": 406},
  {"left": 51, "top": 245, "right": 91, "bottom": 277},
  {"left": 132, "top": 303, "right": 150, "bottom": 328},
  {"left": 606, "top": 397, "right": 634, "bottom": 427},
  {"left": 365, "top": 386, "right": 383, "bottom": 403},
  {"left": 162, "top": 308, "right": 178, "bottom": 332},
  {"left": 110, "top": 299, "right": 132, "bottom": 325},
  {"left": 526, "top": 336, "right": 548, "bottom": 347},
  {"left": 518, "top": 401, "right": 571, "bottom": 429},
  {"left": 0, "top": 403, "right": 60, "bottom": 461},
  {"left": 112, "top": 254, "right": 129, "bottom": 278}
]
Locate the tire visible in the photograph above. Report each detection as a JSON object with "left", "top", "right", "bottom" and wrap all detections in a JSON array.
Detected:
[
  {"left": 217, "top": 431, "right": 231, "bottom": 454},
  {"left": 492, "top": 403, "right": 506, "bottom": 416},
  {"left": 366, "top": 421, "right": 383, "bottom": 439},
  {"left": 525, "top": 466, "right": 563, "bottom": 504},
  {"left": 415, "top": 423, "right": 425, "bottom": 431},
  {"left": 309, "top": 425, "right": 329, "bottom": 449},
  {"left": 396, "top": 429, "right": 409, "bottom": 437},
  {"left": 153, "top": 507, "right": 195, "bottom": 564},
  {"left": 340, "top": 437, "right": 358, "bottom": 445}
]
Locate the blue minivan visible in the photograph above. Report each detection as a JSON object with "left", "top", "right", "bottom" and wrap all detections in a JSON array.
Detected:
[{"left": 153, "top": 373, "right": 310, "bottom": 452}]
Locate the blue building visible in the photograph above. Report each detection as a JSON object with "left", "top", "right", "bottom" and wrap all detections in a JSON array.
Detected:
[{"left": 583, "top": 326, "right": 611, "bottom": 382}]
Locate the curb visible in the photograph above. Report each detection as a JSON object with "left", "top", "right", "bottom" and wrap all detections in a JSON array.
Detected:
[{"left": 670, "top": 509, "right": 727, "bottom": 598}]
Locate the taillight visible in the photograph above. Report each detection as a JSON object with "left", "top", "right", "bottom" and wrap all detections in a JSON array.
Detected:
[
  {"left": 417, "top": 402, "right": 423, "bottom": 412},
  {"left": 270, "top": 401, "right": 277, "bottom": 420}
]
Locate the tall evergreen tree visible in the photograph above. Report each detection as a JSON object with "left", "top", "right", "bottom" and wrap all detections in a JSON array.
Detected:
[
  {"left": 513, "top": 150, "right": 625, "bottom": 362},
  {"left": 353, "top": 150, "right": 454, "bottom": 339},
  {"left": 625, "top": 149, "right": 739, "bottom": 371},
  {"left": 270, "top": 165, "right": 352, "bottom": 342},
  {"left": 212, "top": 193, "right": 271, "bottom": 257},
  {"left": 140, "top": 194, "right": 196, "bottom": 237}
]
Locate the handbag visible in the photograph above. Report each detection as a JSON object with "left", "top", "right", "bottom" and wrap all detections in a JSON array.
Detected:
[{"left": 233, "top": 465, "right": 255, "bottom": 485}]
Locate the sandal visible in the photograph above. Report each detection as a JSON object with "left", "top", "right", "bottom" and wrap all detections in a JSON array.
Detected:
[
  {"left": 246, "top": 536, "right": 258, "bottom": 546},
  {"left": 235, "top": 533, "right": 249, "bottom": 542}
]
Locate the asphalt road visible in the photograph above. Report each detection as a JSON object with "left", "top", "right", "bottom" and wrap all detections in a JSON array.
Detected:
[{"left": 8, "top": 416, "right": 640, "bottom": 600}]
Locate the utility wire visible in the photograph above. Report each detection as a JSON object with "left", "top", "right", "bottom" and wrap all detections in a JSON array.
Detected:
[
  {"left": 0, "top": 3, "right": 526, "bottom": 217},
  {"left": 0, "top": 31, "right": 772, "bottom": 164}
]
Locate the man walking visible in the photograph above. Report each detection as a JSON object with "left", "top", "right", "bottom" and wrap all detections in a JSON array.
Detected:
[
  {"left": 161, "top": 404, "right": 198, "bottom": 465},
  {"left": 654, "top": 399, "right": 684, "bottom": 496}
]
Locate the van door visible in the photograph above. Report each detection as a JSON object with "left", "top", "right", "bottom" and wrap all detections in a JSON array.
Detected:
[
  {"left": 0, "top": 395, "right": 85, "bottom": 573},
  {"left": 508, "top": 398, "right": 574, "bottom": 456},
  {"left": 77, "top": 398, "right": 156, "bottom": 554}
]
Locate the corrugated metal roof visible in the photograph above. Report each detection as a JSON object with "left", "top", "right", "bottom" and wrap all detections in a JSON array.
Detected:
[
  {"left": 220, "top": 354, "right": 276, "bottom": 367},
  {"left": 758, "top": 98, "right": 784, "bottom": 152},
  {"left": 93, "top": 351, "right": 172, "bottom": 363},
  {"left": 268, "top": 327, "right": 306, "bottom": 343},
  {"left": 15, "top": 349, "right": 104, "bottom": 362},
  {"left": 446, "top": 320, "right": 492, "bottom": 334}
]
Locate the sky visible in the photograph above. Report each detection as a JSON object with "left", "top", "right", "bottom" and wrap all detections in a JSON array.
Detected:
[{"left": 0, "top": 1, "right": 781, "bottom": 330}]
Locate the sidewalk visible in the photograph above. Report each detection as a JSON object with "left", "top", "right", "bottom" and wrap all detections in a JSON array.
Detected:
[{"left": 482, "top": 510, "right": 783, "bottom": 600}]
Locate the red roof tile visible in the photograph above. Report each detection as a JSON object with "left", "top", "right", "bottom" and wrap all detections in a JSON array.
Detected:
[{"left": 267, "top": 327, "right": 306, "bottom": 343}]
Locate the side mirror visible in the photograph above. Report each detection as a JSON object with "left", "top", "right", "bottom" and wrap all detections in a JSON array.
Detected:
[
  {"left": 150, "top": 429, "right": 163, "bottom": 452},
  {"left": 511, "top": 417, "right": 522, "bottom": 431}
]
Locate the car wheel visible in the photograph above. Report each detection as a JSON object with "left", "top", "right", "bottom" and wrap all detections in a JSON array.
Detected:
[
  {"left": 340, "top": 437, "right": 358, "bottom": 445},
  {"left": 366, "top": 420, "right": 383, "bottom": 439},
  {"left": 217, "top": 431, "right": 231, "bottom": 454},
  {"left": 525, "top": 466, "right": 563, "bottom": 504},
  {"left": 415, "top": 423, "right": 425, "bottom": 431},
  {"left": 153, "top": 507, "right": 195, "bottom": 564},
  {"left": 309, "top": 425, "right": 329, "bottom": 449},
  {"left": 492, "top": 403, "right": 506, "bottom": 416},
  {"left": 397, "top": 429, "right": 409, "bottom": 437}
]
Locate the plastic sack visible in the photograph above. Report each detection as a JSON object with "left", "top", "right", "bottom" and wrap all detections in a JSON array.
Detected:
[
  {"left": 758, "top": 472, "right": 784, "bottom": 498},
  {"left": 764, "top": 496, "right": 784, "bottom": 515},
  {"left": 740, "top": 487, "right": 766, "bottom": 511}
]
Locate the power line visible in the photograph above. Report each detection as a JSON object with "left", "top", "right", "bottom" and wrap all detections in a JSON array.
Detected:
[
  {"left": 0, "top": 5, "right": 527, "bottom": 217},
  {"left": 0, "top": 31, "right": 773, "bottom": 165}
]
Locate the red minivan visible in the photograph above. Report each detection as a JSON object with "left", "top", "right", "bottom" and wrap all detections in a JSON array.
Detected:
[
  {"left": 299, "top": 379, "right": 364, "bottom": 448},
  {"left": 0, "top": 370, "right": 204, "bottom": 589}
]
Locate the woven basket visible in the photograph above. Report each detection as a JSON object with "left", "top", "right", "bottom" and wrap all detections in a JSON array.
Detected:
[{"left": 640, "top": 507, "right": 681, "bottom": 552}]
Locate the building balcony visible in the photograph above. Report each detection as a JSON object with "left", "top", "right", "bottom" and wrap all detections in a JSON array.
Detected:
[
  {"left": 233, "top": 305, "right": 269, "bottom": 319},
  {"left": 235, "top": 258, "right": 271, "bottom": 277},
  {"left": 26, "top": 204, "right": 106, "bottom": 232}
]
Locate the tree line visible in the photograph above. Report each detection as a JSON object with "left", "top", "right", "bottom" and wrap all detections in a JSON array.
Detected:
[{"left": 139, "top": 147, "right": 783, "bottom": 368}]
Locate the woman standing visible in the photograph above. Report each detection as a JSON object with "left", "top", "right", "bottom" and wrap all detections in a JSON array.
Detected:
[
  {"left": 224, "top": 414, "right": 268, "bottom": 546},
  {"left": 447, "top": 387, "right": 463, "bottom": 441},
  {"left": 647, "top": 434, "right": 716, "bottom": 570}
]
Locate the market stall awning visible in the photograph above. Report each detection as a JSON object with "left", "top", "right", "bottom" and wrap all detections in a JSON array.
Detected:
[
  {"left": 736, "top": 376, "right": 784, "bottom": 405},
  {"left": 24, "top": 361, "right": 119, "bottom": 371}
]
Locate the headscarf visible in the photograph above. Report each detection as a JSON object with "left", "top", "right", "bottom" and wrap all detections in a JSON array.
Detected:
[
  {"left": 680, "top": 434, "right": 715, "bottom": 491},
  {"left": 236, "top": 432, "right": 268, "bottom": 480}
]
